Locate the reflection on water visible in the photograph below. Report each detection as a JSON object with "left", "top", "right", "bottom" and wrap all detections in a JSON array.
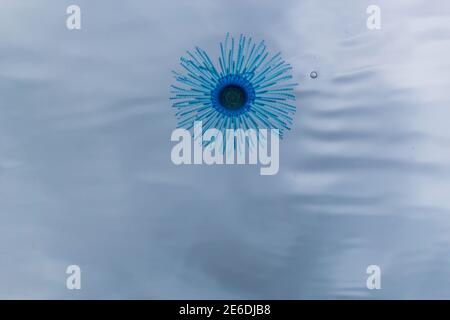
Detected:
[{"left": 1, "top": 0, "right": 450, "bottom": 299}]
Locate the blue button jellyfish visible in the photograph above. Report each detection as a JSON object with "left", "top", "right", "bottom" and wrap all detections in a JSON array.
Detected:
[{"left": 170, "top": 34, "right": 297, "bottom": 143}]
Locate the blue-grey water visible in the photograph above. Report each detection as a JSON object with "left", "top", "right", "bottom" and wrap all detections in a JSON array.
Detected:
[{"left": 1, "top": 0, "right": 450, "bottom": 299}]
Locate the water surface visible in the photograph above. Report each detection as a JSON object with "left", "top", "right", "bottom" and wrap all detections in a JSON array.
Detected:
[{"left": 1, "top": 0, "right": 450, "bottom": 299}]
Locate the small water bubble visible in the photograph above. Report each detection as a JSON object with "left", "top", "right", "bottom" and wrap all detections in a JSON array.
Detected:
[{"left": 310, "top": 71, "right": 318, "bottom": 79}]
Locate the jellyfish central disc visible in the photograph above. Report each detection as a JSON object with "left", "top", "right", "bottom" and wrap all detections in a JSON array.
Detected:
[{"left": 219, "top": 85, "right": 247, "bottom": 110}]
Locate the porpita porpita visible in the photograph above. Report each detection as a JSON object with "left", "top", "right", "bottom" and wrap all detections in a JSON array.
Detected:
[{"left": 170, "top": 34, "right": 298, "bottom": 146}]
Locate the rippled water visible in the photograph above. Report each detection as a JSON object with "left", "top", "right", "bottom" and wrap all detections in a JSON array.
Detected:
[{"left": 1, "top": 0, "right": 450, "bottom": 299}]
